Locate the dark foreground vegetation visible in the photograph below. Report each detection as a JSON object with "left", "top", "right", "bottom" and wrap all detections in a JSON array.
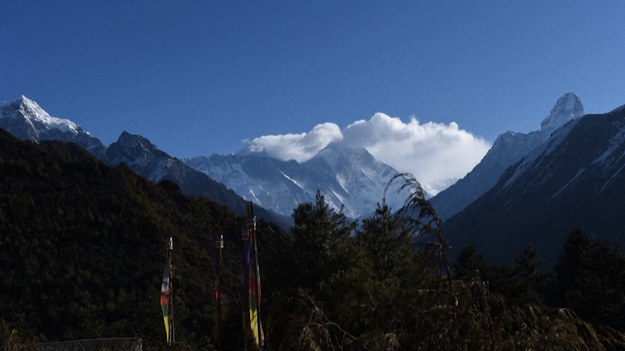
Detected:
[{"left": 1, "top": 129, "right": 625, "bottom": 350}]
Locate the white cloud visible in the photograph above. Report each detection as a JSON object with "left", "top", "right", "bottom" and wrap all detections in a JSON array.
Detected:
[
  {"left": 342, "top": 113, "right": 491, "bottom": 194},
  {"left": 243, "top": 113, "right": 491, "bottom": 194},
  {"left": 244, "top": 122, "right": 343, "bottom": 162}
]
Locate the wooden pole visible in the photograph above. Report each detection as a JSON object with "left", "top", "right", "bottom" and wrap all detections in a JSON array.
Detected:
[
  {"left": 249, "top": 203, "right": 263, "bottom": 350},
  {"left": 168, "top": 237, "right": 175, "bottom": 349},
  {"left": 242, "top": 228, "right": 250, "bottom": 351},
  {"left": 215, "top": 234, "right": 224, "bottom": 351}
]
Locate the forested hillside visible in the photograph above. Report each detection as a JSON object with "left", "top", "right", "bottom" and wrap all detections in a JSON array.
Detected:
[
  {"left": 1, "top": 129, "right": 625, "bottom": 350},
  {"left": 0, "top": 129, "right": 274, "bottom": 349}
]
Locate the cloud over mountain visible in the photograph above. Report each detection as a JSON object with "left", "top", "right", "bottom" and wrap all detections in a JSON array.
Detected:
[
  {"left": 243, "top": 113, "right": 491, "bottom": 194},
  {"left": 244, "top": 122, "right": 343, "bottom": 162}
]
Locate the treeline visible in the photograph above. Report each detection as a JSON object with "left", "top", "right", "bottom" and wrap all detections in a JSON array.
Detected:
[
  {"left": 456, "top": 229, "right": 625, "bottom": 332},
  {"left": 1, "top": 129, "right": 625, "bottom": 350},
  {"left": 260, "top": 191, "right": 625, "bottom": 350}
]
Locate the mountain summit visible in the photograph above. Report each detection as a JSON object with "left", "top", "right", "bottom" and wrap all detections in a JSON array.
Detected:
[
  {"left": 0, "top": 95, "right": 106, "bottom": 157},
  {"left": 443, "top": 103, "right": 625, "bottom": 265},
  {"left": 540, "top": 92, "right": 585, "bottom": 134},
  {"left": 105, "top": 131, "right": 173, "bottom": 180},
  {"left": 1, "top": 95, "right": 79, "bottom": 135},
  {"left": 431, "top": 93, "right": 585, "bottom": 220},
  {"left": 184, "top": 141, "right": 407, "bottom": 218}
]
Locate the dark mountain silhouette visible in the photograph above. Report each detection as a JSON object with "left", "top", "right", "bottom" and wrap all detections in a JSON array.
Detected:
[
  {"left": 432, "top": 93, "right": 585, "bottom": 220},
  {"left": 443, "top": 104, "right": 625, "bottom": 265}
]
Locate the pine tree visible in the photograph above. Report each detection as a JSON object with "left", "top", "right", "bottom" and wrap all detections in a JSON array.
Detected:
[
  {"left": 454, "top": 245, "right": 486, "bottom": 280},
  {"left": 552, "top": 230, "right": 625, "bottom": 329},
  {"left": 356, "top": 202, "right": 413, "bottom": 279},
  {"left": 511, "top": 243, "right": 544, "bottom": 306},
  {"left": 290, "top": 191, "right": 357, "bottom": 295}
]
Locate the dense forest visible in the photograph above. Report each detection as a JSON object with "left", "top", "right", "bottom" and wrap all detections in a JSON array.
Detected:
[{"left": 1, "top": 129, "right": 625, "bottom": 350}]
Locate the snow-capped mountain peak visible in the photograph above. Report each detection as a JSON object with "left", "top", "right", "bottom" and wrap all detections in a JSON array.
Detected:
[
  {"left": 184, "top": 141, "right": 408, "bottom": 218},
  {"left": 540, "top": 92, "right": 585, "bottom": 134},
  {"left": 1, "top": 95, "right": 106, "bottom": 157},
  {"left": 443, "top": 102, "right": 625, "bottom": 266},
  {"left": 312, "top": 142, "right": 376, "bottom": 170},
  {"left": 431, "top": 92, "right": 585, "bottom": 220},
  {"left": 1, "top": 95, "right": 80, "bottom": 135}
]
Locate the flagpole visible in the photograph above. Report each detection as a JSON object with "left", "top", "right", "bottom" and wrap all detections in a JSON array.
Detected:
[
  {"left": 242, "top": 227, "right": 250, "bottom": 351},
  {"left": 168, "top": 237, "right": 175, "bottom": 350},
  {"left": 215, "top": 233, "right": 224, "bottom": 351},
  {"left": 249, "top": 203, "right": 263, "bottom": 350}
]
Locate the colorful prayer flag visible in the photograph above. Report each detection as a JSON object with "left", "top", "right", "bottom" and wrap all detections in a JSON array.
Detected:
[
  {"left": 246, "top": 203, "right": 264, "bottom": 347},
  {"left": 161, "top": 266, "right": 172, "bottom": 343}
]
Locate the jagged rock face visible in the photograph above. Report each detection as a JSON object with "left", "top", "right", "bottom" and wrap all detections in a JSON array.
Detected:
[
  {"left": 431, "top": 93, "right": 585, "bottom": 221},
  {"left": 0, "top": 96, "right": 106, "bottom": 157},
  {"left": 105, "top": 132, "right": 173, "bottom": 181}
]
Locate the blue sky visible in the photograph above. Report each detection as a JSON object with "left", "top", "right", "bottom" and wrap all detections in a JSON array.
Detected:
[{"left": 1, "top": 1, "right": 624, "bottom": 176}]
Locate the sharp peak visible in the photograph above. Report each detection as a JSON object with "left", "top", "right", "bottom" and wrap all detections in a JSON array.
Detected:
[
  {"left": 2, "top": 94, "right": 38, "bottom": 107},
  {"left": 114, "top": 131, "right": 172, "bottom": 156},
  {"left": 551, "top": 92, "right": 583, "bottom": 110},
  {"left": 118, "top": 131, "right": 150, "bottom": 142},
  {"left": 2, "top": 95, "right": 59, "bottom": 123},
  {"left": 16, "top": 95, "right": 40, "bottom": 108},
  {"left": 312, "top": 142, "right": 376, "bottom": 162},
  {"left": 540, "top": 92, "right": 585, "bottom": 132},
  {"left": 553, "top": 92, "right": 582, "bottom": 106},
  {"left": 492, "top": 130, "right": 516, "bottom": 142},
  {"left": 19, "top": 94, "right": 32, "bottom": 102},
  {"left": 319, "top": 141, "right": 367, "bottom": 153}
]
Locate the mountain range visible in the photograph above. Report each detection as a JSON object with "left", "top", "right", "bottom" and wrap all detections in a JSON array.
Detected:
[
  {"left": 0, "top": 96, "right": 407, "bottom": 222},
  {"left": 3, "top": 115, "right": 621, "bottom": 350},
  {"left": 431, "top": 92, "right": 585, "bottom": 221},
  {"left": 0, "top": 96, "right": 288, "bottom": 226},
  {"left": 183, "top": 142, "right": 408, "bottom": 218},
  {"left": 443, "top": 102, "right": 625, "bottom": 265},
  {"left": 5, "top": 93, "right": 625, "bottom": 267}
]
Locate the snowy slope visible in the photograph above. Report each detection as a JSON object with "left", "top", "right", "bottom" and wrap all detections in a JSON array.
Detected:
[
  {"left": 0, "top": 96, "right": 107, "bottom": 157},
  {"left": 443, "top": 104, "right": 625, "bottom": 265},
  {"left": 184, "top": 153, "right": 313, "bottom": 216},
  {"left": 185, "top": 142, "right": 408, "bottom": 218},
  {"left": 0, "top": 96, "right": 106, "bottom": 157},
  {"left": 304, "top": 143, "right": 406, "bottom": 218},
  {"left": 431, "top": 93, "right": 585, "bottom": 220}
]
